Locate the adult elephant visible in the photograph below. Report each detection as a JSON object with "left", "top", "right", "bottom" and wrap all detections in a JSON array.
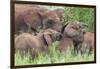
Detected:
[{"left": 15, "top": 4, "right": 64, "bottom": 35}]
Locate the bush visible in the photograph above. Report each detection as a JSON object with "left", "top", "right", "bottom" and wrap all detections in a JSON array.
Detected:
[{"left": 63, "top": 7, "right": 94, "bottom": 32}]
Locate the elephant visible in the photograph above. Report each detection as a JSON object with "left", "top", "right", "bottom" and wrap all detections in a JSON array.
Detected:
[
  {"left": 78, "top": 32, "right": 94, "bottom": 55},
  {"left": 41, "top": 8, "right": 64, "bottom": 32},
  {"left": 15, "top": 29, "right": 61, "bottom": 59},
  {"left": 59, "top": 21, "right": 85, "bottom": 54},
  {"left": 15, "top": 4, "right": 48, "bottom": 34},
  {"left": 15, "top": 4, "right": 64, "bottom": 35}
]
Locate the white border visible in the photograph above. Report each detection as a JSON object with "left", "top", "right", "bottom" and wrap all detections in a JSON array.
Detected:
[{"left": 0, "top": 0, "right": 100, "bottom": 69}]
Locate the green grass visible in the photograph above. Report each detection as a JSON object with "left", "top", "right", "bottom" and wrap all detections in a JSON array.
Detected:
[
  {"left": 63, "top": 7, "right": 94, "bottom": 32},
  {"left": 15, "top": 41, "right": 94, "bottom": 66}
]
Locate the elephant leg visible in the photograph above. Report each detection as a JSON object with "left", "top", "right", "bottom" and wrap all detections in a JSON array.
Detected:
[
  {"left": 73, "top": 44, "right": 78, "bottom": 56},
  {"left": 80, "top": 46, "right": 84, "bottom": 56},
  {"left": 80, "top": 43, "right": 87, "bottom": 56},
  {"left": 80, "top": 44, "right": 88, "bottom": 56},
  {"left": 88, "top": 46, "right": 93, "bottom": 56},
  {"left": 77, "top": 43, "right": 82, "bottom": 55}
]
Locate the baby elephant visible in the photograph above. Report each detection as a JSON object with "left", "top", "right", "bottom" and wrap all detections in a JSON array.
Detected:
[
  {"left": 15, "top": 29, "right": 61, "bottom": 58},
  {"left": 79, "top": 32, "right": 94, "bottom": 55},
  {"left": 59, "top": 21, "right": 84, "bottom": 54}
]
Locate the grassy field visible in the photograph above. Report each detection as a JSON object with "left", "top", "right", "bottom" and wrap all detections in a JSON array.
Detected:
[{"left": 15, "top": 41, "right": 94, "bottom": 66}]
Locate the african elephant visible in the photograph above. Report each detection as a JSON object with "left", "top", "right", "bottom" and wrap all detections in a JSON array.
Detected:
[
  {"left": 78, "top": 32, "right": 94, "bottom": 55},
  {"left": 15, "top": 4, "right": 48, "bottom": 34},
  {"left": 15, "top": 4, "right": 64, "bottom": 34},
  {"left": 15, "top": 29, "right": 61, "bottom": 59},
  {"left": 41, "top": 8, "right": 64, "bottom": 32},
  {"left": 59, "top": 21, "right": 85, "bottom": 54}
]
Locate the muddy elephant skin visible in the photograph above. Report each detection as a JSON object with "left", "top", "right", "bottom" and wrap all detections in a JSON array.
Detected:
[
  {"left": 15, "top": 4, "right": 48, "bottom": 34},
  {"left": 15, "top": 4, "right": 64, "bottom": 35},
  {"left": 78, "top": 32, "right": 94, "bottom": 55}
]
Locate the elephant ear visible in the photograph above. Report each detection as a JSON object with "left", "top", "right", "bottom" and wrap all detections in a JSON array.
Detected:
[
  {"left": 43, "top": 33, "right": 52, "bottom": 46},
  {"left": 64, "top": 26, "right": 79, "bottom": 38},
  {"left": 61, "top": 23, "right": 69, "bottom": 34}
]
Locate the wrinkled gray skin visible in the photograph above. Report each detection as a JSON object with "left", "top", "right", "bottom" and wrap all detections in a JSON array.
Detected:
[
  {"left": 15, "top": 29, "right": 61, "bottom": 59},
  {"left": 15, "top": 4, "right": 64, "bottom": 35},
  {"left": 59, "top": 21, "right": 85, "bottom": 54}
]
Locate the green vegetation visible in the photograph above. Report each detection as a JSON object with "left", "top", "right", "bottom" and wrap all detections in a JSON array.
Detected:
[
  {"left": 15, "top": 42, "right": 94, "bottom": 66},
  {"left": 63, "top": 7, "right": 94, "bottom": 32}
]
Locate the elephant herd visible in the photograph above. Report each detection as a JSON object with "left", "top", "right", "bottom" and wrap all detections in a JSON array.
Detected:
[{"left": 14, "top": 4, "right": 94, "bottom": 59}]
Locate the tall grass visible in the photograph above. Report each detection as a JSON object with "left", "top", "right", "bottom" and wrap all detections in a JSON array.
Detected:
[
  {"left": 15, "top": 41, "right": 94, "bottom": 66},
  {"left": 63, "top": 7, "right": 94, "bottom": 32}
]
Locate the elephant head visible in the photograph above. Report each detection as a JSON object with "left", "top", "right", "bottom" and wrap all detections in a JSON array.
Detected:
[
  {"left": 62, "top": 21, "right": 86, "bottom": 39},
  {"left": 42, "top": 29, "right": 61, "bottom": 46},
  {"left": 40, "top": 8, "right": 64, "bottom": 32},
  {"left": 59, "top": 21, "right": 87, "bottom": 53}
]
